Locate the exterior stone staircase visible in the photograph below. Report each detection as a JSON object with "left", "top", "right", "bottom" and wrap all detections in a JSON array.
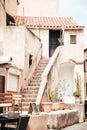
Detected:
[{"left": 22, "top": 58, "right": 49, "bottom": 111}]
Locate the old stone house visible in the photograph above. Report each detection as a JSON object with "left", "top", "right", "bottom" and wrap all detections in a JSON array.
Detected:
[
  {"left": 0, "top": 1, "right": 85, "bottom": 121},
  {"left": 8, "top": 16, "right": 83, "bottom": 113}
]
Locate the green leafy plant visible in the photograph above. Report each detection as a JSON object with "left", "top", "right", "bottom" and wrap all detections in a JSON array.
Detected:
[
  {"left": 58, "top": 37, "right": 64, "bottom": 45},
  {"left": 47, "top": 86, "right": 58, "bottom": 102},
  {"left": 47, "top": 76, "right": 59, "bottom": 102},
  {"left": 73, "top": 73, "right": 82, "bottom": 97}
]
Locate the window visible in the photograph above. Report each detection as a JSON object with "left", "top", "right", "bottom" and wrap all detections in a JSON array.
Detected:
[
  {"left": 7, "top": 74, "right": 18, "bottom": 91},
  {"left": 84, "top": 59, "right": 87, "bottom": 72},
  {"left": 29, "top": 54, "right": 33, "bottom": 67},
  {"left": 70, "top": 35, "right": 76, "bottom": 44}
]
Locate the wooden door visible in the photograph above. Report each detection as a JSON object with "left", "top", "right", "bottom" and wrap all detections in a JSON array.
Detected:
[
  {"left": 0, "top": 76, "right": 5, "bottom": 113},
  {"left": 49, "top": 30, "right": 60, "bottom": 57}
]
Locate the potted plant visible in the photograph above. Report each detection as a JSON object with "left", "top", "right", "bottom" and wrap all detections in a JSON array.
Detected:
[
  {"left": 47, "top": 85, "right": 60, "bottom": 111},
  {"left": 58, "top": 37, "right": 64, "bottom": 46},
  {"left": 47, "top": 79, "right": 66, "bottom": 110},
  {"left": 73, "top": 73, "right": 82, "bottom": 104},
  {"left": 41, "top": 102, "right": 52, "bottom": 112}
]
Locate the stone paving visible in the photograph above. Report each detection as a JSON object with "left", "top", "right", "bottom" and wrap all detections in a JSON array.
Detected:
[{"left": 61, "top": 122, "right": 87, "bottom": 130}]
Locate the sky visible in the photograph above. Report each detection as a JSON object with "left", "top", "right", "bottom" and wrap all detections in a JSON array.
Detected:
[{"left": 59, "top": 0, "right": 87, "bottom": 48}]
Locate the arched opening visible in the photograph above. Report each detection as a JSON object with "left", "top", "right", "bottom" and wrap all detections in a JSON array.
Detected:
[{"left": 58, "top": 62, "right": 75, "bottom": 97}]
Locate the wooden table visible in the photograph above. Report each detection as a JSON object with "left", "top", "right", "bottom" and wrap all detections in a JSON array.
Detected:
[{"left": 0, "top": 115, "right": 19, "bottom": 130}]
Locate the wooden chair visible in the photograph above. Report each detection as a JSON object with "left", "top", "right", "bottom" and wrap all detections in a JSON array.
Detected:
[
  {"left": 5, "top": 115, "right": 30, "bottom": 130},
  {"left": 0, "top": 93, "right": 13, "bottom": 112},
  {"left": 12, "top": 94, "right": 22, "bottom": 112}
]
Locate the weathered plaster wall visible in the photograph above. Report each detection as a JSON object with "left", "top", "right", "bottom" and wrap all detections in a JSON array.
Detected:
[
  {"left": 1, "top": 26, "right": 25, "bottom": 69},
  {"left": 64, "top": 30, "right": 84, "bottom": 47},
  {"left": 0, "top": 26, "right": 42, "bottom": 91},
  {"left": 30, "top": 29, "right": 49, "bottom": 58},
  {"left": 5, "top": 0, "right": 18, "bottom": 15},
  {"left": 24, "top": 28, "right": 42, "bottom": 83},
  {"left": 18, "top": 0, "right": 58, "bottom": 17},
  {"left": 0, "top": 2, "right": 6, "bottom": 25}
]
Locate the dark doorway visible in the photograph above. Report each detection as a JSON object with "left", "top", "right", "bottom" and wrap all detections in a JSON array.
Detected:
[
  {"left": 0, "top": 76, "right": 5, "bottom": 113},
  {"left": 49, "top": 30, "right": 60, "bottom": 57},
  {"left": 85, "top": 100, "right": 87, "bottom": 118}
]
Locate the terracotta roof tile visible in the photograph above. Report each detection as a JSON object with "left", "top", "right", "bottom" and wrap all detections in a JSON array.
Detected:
[{"left": 13, "top": 16, "right": 84, "bottom": 30}]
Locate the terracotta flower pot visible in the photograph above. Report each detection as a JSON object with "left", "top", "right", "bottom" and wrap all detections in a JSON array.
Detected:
[
  {"left": 59, "top": 102, "right": 65, "bottom": 110},
  {"left": 52, "top": 102, "right": 60, "bottom": 110},
  {"left": 41, "top": 102, "right": 52, "bottom": 112}
]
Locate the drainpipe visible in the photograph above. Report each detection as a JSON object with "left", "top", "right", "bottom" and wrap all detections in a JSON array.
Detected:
[{"left": 61, "top": 26, "right": 64, "bottom": 45}]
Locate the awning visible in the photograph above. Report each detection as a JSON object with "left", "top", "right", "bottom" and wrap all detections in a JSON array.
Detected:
[{"left": 0, "top": 56, "right": 12, "bottom": 64}]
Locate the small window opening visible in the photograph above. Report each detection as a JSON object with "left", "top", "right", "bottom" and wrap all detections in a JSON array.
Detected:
[
  {"left": 70, "top": 35, "right": 76, "bottom": 44},
  {"left": 29, "top": 54, "right": 33, "bottom": 67}
]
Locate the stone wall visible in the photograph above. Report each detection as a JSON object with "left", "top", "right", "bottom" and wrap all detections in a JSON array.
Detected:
[{"left": 27, "top": 110, "right": 79, "bottom": 130}]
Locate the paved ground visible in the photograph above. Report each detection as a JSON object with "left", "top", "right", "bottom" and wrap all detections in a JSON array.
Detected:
[{"left": 61, "top": 122, "right": 87, "bottom": 130}]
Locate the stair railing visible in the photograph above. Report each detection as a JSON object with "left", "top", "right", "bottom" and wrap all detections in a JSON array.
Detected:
[{"left": 36, "top": 48, "right": 60, "bottom": 105}]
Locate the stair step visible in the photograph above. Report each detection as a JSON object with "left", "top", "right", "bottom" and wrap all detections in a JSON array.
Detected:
[
  {"left": 22, "top": 95, "right": 37, "bottom": 100},
  {"left": 29, "top": 83, "right": 40, "bottom": 86},
  {"left": 30, "top": 78, "right": 41, "bottom": 82},
  {"left": 33, "top": 72, "right": 42, "bottom": 75},
  {"left": 23, "top": 90, "right": 39, "bottom": 94},
  {"left": 22, "top": 58, "right": 49, "bottom": 110},
  {"left": 25, "top": 86, "right": 39, "bottom": 89},
  {"left": 22, "top": 92, "right": 37, "bottom": 98},
  {"left": 32, "top": 77, "right": 41, "bottom": 80},
  {"left": 34, "top": 69, "right": 44, "bottom": 74},
  {"left": 30, "top": 81, "right": 41, "bottom": 84}
]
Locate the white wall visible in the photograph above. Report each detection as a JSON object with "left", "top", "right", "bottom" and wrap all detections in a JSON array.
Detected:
[
  {"left": 0, "top": 2, "right": 6, "bottom": 25},
  {"left": 30, "top": 29, "right": 49, "bottom": 58},
  {"left": 48, "top": 28, "right": 84, "bottom": 102},
  {"left": 2, "top": 26, "right": 25, "bottom": 69},
  {"left": 0, "top": 26, "right": 42, "bottom": 69},
  {"left": 64, "top": 30, "right": 84, "bottom": 47},
  {"left": 5, "top": 0, "right": 18, "bottom": 15},
  {"left": 18, "top": 0, "right": 58, "bottom": 17},
  {"left": 60, "top": 30, "right": 84, "bottom": 62},
  {"left": 0, "top": 26, "right": 42, "bottom": 91},
  {"left": 58, "top": 63, "right": 74, "bottom": 96}
]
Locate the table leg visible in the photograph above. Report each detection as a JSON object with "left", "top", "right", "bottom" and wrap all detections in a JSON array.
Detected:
[{"left": 1, "top": 123, "right": 6, "bottom": 130}]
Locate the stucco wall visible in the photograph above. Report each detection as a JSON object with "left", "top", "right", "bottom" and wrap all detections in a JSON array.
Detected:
[
  {"left": 56, "top": 44, "right": 84, "bottom": 102},
  {"left": 24, "top": 29, "right": 42, "bottom": 82},
  {"left": 0, "top": 2, "right": 6, "bottom": 25},
  {"left": 0, "top": 26, "right": 42, "bottom": 70},
  {"left": 18, "top": 0, "right": 58, "bottom": 17},
  {"left": 30, "top": 29, "right": 49, "bottom": 58},
  {"left": 5, "top": 0, "right": 18, "bottom": 15},
  {"left": 64, "top": 30, "right": 84, "bottom": 47},
  {"left": 1, "top": 26, "right": 25, "bottom": 69},
  {"left": 0, "top": 26, "right": 42, "bottom": 91},
  {"left": 30, "top": 29, "right": 84, "bottom": 59}
]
